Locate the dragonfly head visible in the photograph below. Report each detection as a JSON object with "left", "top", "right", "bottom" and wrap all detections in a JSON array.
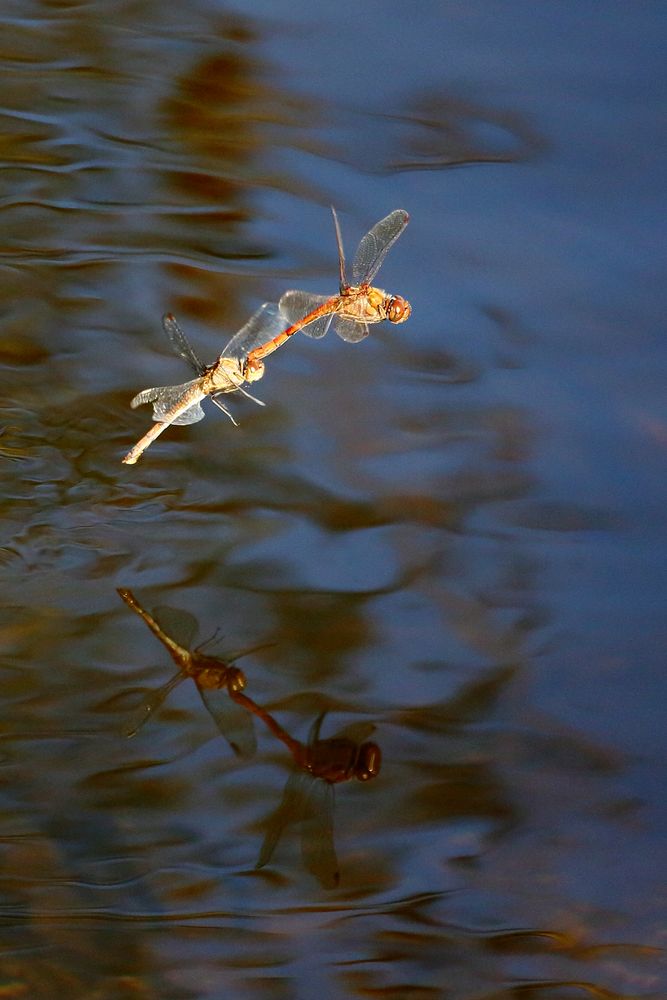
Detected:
[
  {"left": 354, "top": 741, "right": 382, "bottom": 781},
  {"left": 226, "top": 665, "right": 247, "bottom": 694},
  {"left": 386, "top": 295, "right": 411, "bottom": 324},
  {"left": 243, "top": 357, "right": 265, "bottom": 383}
]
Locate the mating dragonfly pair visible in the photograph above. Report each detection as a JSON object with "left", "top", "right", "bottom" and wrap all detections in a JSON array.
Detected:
[
  {"left": 122, "top": 208, "right": 411, "bottom": 464},
  {"left": 118, "top": 588, "right": 380, "bottom": 888}
]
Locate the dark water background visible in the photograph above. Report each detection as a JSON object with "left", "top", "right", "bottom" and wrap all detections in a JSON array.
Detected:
[{"left": 1, "top": 1, "right": 665, "bottom": 997}]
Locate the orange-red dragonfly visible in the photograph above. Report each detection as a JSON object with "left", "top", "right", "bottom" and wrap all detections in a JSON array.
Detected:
[
  {"left": 242, "top": 208, "right": 411, "bottom": 379},
  {"left": 232, "top": 693, "right": 381, "bottom": 887},
  {"left": 122, "top": 304, "right": 284, "bottom": 465},
  {"left": 118, "top": 588, "right": 256, "bottom": 758}
]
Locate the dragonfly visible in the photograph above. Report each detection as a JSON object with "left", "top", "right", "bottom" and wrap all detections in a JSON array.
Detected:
[
  {"left": 117, "top": 587, "right": 256, "bottom": 758},
  {"left": 122, "top": 303, "right": 285, "bottom": 465},
  {"left": 242, "top": 207, "right": 411, "bottom": 379},
  {"left": 231, "top": 692, "right": 381, "bottom": 887}
]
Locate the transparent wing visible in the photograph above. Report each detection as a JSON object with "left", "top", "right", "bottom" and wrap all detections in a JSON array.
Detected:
[
  {"left": 197, "top": 685, "right": 257, "bottom": 759},
  {"left": 279, "top": 290, "right": 335, "bottom": 339},
  {"left": 151, "top": 605, "right": 199, "bottom": 650},
  {"left": 353, "top": 209, "right": 409, "bottom": 285},
  {"left": 331, "top": 205, "right": 347, "bottom": 288},
  {"left": 219, "top": 303, "right": 285, "bottom": 361},
  {"left": 257, "top": 770, "right": 309, "bottom": 869},
  {"left": 130, "top": 380, "right": 206, "bottom": 425},
  {"left": 332, "top": 316, "right": 369, "bottom": 343},
  {"left": 122, "top": 670, "right": 185, "bottom": 738},
  {"left": 162, "top": 313, "right": 205, "bottom": 375},
  {"left": 301, "top": 779, "right": 338, "bottom": 889}
]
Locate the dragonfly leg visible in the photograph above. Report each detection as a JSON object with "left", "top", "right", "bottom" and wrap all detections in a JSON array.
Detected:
[{"left": 210, "top": 394, "right": 238, "bottom": 425}]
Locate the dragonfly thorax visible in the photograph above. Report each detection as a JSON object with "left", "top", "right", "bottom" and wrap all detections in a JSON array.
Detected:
[
  {"left": 206, "top": 357, "right": 248, "bottom": 393},
  {"left": 192, "top": 658, "right": 246, "bottom": 693},
  {"left": 308, "top": 738, "right": 361, "bottom": 783},
  {"left": 338, "top": 284, "right": 385, "bottom": 324},
  {"left": 340, "top": 285, "right": 411, "bottom": 326}
]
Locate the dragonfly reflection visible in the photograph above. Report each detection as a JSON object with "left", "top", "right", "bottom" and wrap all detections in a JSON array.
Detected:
[
  {"left": 118, "top": 588, "right": 256, "bottom": 758},
  {"left": 123, "top": 304, "right": 284, "bottom": 465},
  {"left": 232, "top": 692, "right": 381, "bottom": 887},
  {"left": 243, "top": 208, "right": 411, "bottom": 378}
]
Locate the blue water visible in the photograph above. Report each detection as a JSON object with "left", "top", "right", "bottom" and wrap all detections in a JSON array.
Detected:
[{"left": 0, "top": 2, "right": 665, "bottom": 996}]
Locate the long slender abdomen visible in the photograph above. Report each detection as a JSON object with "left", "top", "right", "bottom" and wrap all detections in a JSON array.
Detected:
[
  {"left": 243, "top": 297, "right": 338, "bottom": 377},
  {"left": 122, "top": 383, "right": 206, "bottom": 465}
]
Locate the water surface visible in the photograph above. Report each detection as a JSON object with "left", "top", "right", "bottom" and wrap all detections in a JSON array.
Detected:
[{"left": 0, "top": 2, "right": 665, "bottom": 997}]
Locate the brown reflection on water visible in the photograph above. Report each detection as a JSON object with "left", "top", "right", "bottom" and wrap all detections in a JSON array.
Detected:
[
  {"left": 159, "top": 19, "right": 300, "bottom": 323},
  {"left": 115, "top": 586, "right": 382, "bottom": 889},
  {"left": 236, "top": 697, "right": 380, "bottom": 889},
  {"left": 386, "top": 91, "right": 546, "bottom": 172},
  {"left": 295, "top": 85, "right": 544, "bottom": 179},
  {"left": 117, "top": 588, "right": 256, "bottom": 756},
  {"left": 0, "top": 5, "right": 321, "bottom": 375},
  {"left": 0, "top": 4, "right": 664, "bottom": 999}
]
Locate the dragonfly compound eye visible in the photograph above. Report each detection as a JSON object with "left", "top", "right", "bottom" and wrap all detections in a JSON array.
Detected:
[
  {"left": 227, "top": 667, "right": 246, "bottom": 693},
  {"left": 355, "top": 742, "right": 382, "bottom": 780},
  {"left": 244, "top": 358, "right": 265, "bottom": 382},
  {"left": 386, "top": 296, "right": 411, "bottom": 324}
]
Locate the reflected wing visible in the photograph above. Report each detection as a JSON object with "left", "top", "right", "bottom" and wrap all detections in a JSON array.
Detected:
[
  {"left": 332, "top": 316, "right": 369, "bottom": 343},
  {"left": 219, "top": 303, "right": 285, "bottom": 361},
  {"left": 130, "top": 380, "right": 206, "bottom": 425},
  {"left": 331, "top": 721, "right": 376, "bottom": 745},
  {"left": 197, "top": 685, "right": 257, "bottom": 758},
  {"left": 122, "top": 670, "right": 185, "bottom": 738},
  {"left": 162, "top": 313, "right": 205, "bottom": 375},
  {"left": 279, "top": 290, "right": 335, "bottom": 339},
  {"left": 257, "top": 770, "right": 309, "bottom": 869},
  {"left": 307, "top": 711, "right": 327, "bottom": 745},
  {"left": 301, "top": 779, "right": 338, "bottom": 889},
  {"left": 353, "top": 209, "right": 409, "bottom": 285},
  {"left": 151, "top": 605, "right": 198, "bottom": 650}
]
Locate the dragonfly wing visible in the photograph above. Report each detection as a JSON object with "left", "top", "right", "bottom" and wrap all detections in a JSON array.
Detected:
[
  {"left": 130, "top": 380, "right": 206, "bottom": 425},
  {"left": 352, "top": 209, "right": 409, "bottom": 285},
  {"left": 301, "top": 780, "right": 339, "bottom": 889},
  {"left": 151, "top": 606, "right": 198, "bottom": 649},
  {"left": 130, "top": 386, "right": 165, "bottom": 408},
  {"left": 331, "top": 205, "right": 347, "bottom": 287},
  {"left": 332, "top": 316, "right": 369, "bottom": 343},
  {"left": 307, "top": 711, "right": 327, "bottom": 745},
  {"left": 162, "top": 313, "right": 205, "bottom": 374},
  {"left": 197, "top": 686, "right": 257, "bottom": 758},
  {"left": 257, "top": 770, "right": 309, "bottom": 869},
  {"left": 122, "top": 670, "right": 185, "bottom": 738},
  {"left": 331, "top": 721, "right": 376, "bottom": 744},
  {"left": 219, "top": 303, "right": 285, "bottom": 361},
  {"left": 279, "top": 290, "right": 334, "bottom": 339},
  {"left": 168, "top": 402, "right": 205, "bottom": 426}
]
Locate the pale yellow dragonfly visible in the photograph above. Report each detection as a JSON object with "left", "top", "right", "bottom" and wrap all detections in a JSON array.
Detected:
[{"left": 123, "top": 304, "right": 284, "bottom": 465}]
